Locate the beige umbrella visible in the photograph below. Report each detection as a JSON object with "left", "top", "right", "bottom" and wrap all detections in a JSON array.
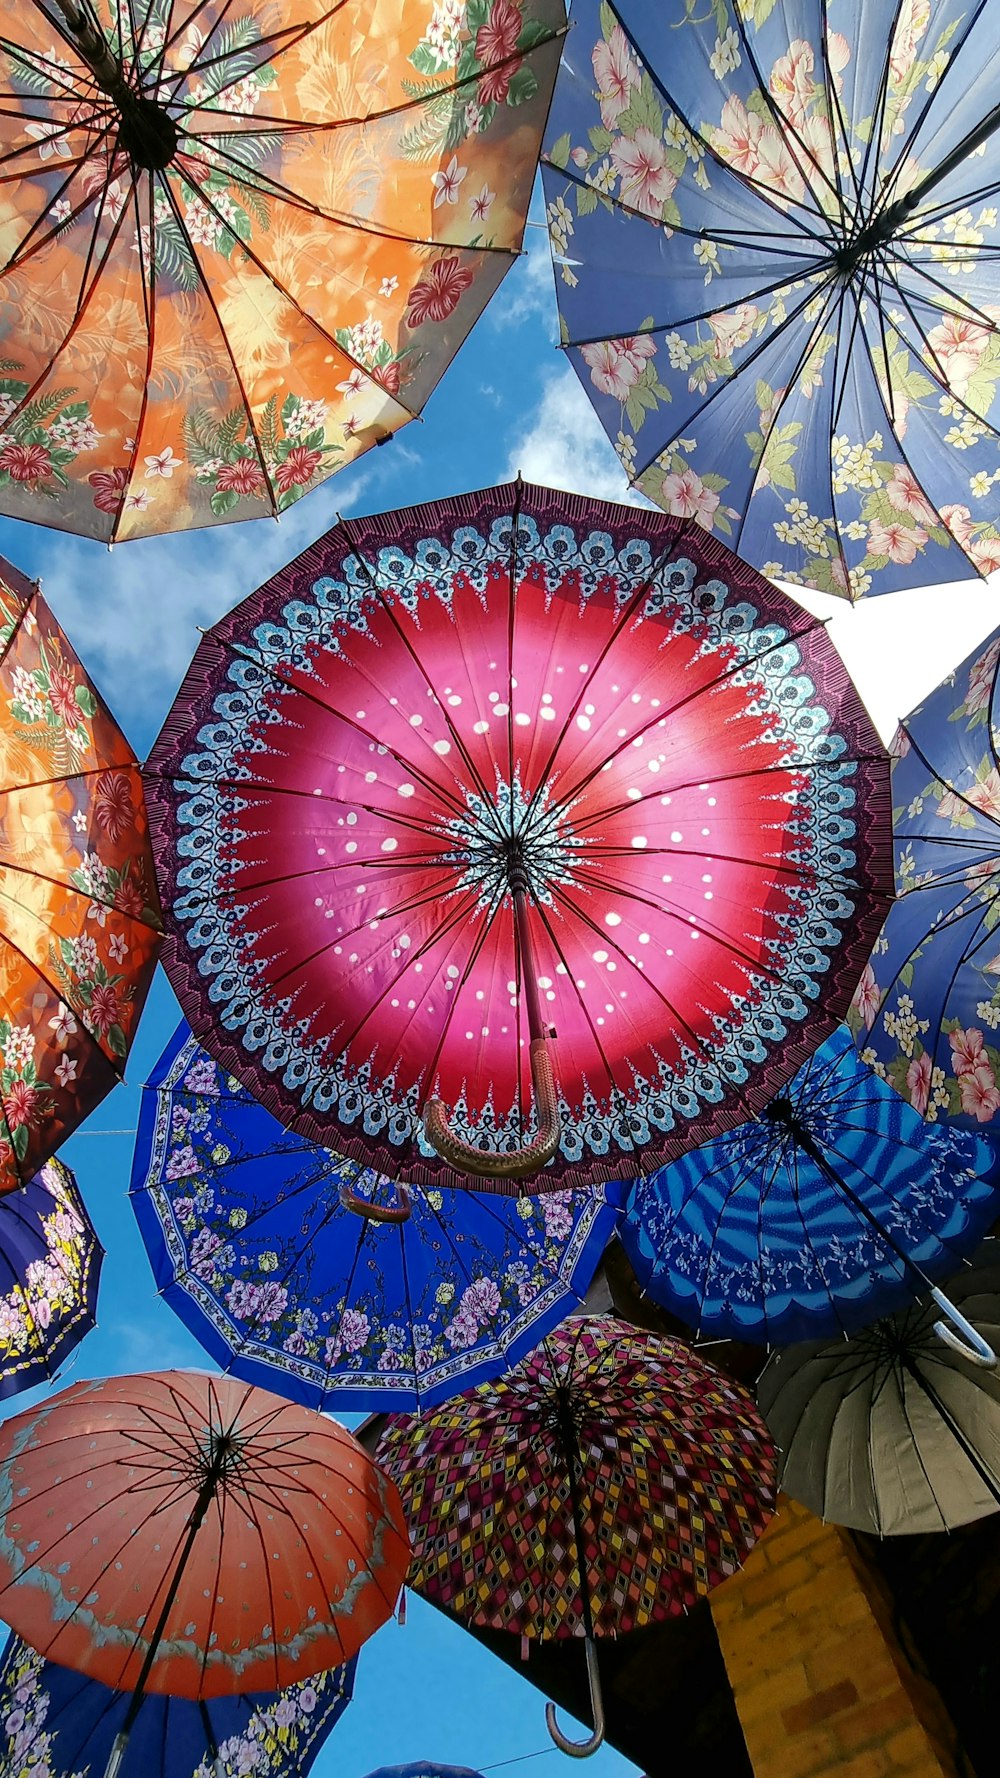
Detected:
[{"left": 758, "top": 1242, "right": 1000, "bottom": 1536}]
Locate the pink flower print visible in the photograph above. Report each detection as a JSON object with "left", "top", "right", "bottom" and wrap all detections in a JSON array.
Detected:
[
  {"left": 966, "top": 639, "right": 1000, "bottom": 714},
  {"left": 769, "top": 39, "right": 818, "bottom": 128},
  {"left": 967, "top": 771, "right": 1000, "bottom": 821},
  {"left": 959, "top": 1063, "right": 1000, "bottom": 1121},
  {"left": 542, "top": 1193, "right": 574, "bottom": 1240},
  {"left": 592, "top": 25, "right": 640, "bottom": 129},
  {"left": 227, "top": 1279, "right": 259, "bottom": 1318},
  {"left": 752, "top": 126, "right": 806, "bottom": 203},
  {"left": 55, "top": 1055, "right": 77, "bottom": 1088},
  {"left": 299, "top": 1686, "right": 318, "bottom": 1713},
  {"left": 712, "top": 95, "right": 763, "bottom": 177},
  {"left": 431, "top": 155, "right": 466, "bottom": 209},
  {"left": 470, "top": 183, "right": 495, "bottom": 221},
  {"left": 969, "top": 534, "right": 1000, "bottom": 575},
  {"left": 165, "top": 1142, "right": 199, "bottom": 1180},
  {"left": 337, "top": 1307, "right": 370, "bottom": 1352},
  {"left": 925, "top": 313, "right": 990, "bottom": 397},
  {"left": 885, "top": 464, "right": 937, "bottom": 528},
  {"left": 851, "top": 963, "right": 881, "bottom": 1031},
  {"left": 580, "top": 338, "right": 644, "bottom": 401},
  {"left": 190, "top": 1227, "right": 222, "bottom": 1278},
  {"left": 710, "top": 304, "right": 759, "bottom": 361},
  {"left": 660, "top": 467, "right": 720, "bottom": 528},
  {"left": 445, "top": 1309, "right": 480, "bottom": 1349},
  {"left": 889, "top": 0, "right": 931, "bottom": 86},
  {"left": 255, "top": 1281, "right": 288, "bottom": 1322},
  {"left": 950, "top": 1026, "right": 988, "bottom": 1076},
  {"left": 284, "top": 1329, "right": 309, "bottom": 1356},
  {"left": 825, "top": 29, "right": 851, "bottom": 91},
  {"left": 866, "top": 518, "right": 927, "bottom": 565},
  {"left": 463, "top": 1277, "right": 501, "bottom": 1320},
  {"left": 905, "top": 1050, "right": 932, "bottom": 1114},
  {"left": 610, "top": 129, "right": 677, "bottom": 218}
]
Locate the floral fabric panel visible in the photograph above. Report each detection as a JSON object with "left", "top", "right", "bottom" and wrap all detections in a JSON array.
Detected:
[
  {"left": 0, "top": 1631, "right": 354, "bottom": 1778},
  {"left": 541, "top": 0, "right": 1000, "bottom": 598},
  {"left": 0, "top": 555, "right": 161, "bottom": 1191},
  {"left": 0, "top": 1158, "right": 102, "bottom": 1398},
  {"left": 130, "top": 1024, "right": 622, "bottom": 1411},
  {"left": 853, "top": 624, "right": 1000, "bottom": 1134},
  {"left": 622, "top": 1025, "right": 1000, "bottom": 1346},
  {"left": 144, "top": 482, "right": 891, "bottom": 1192},
  {"left": 0, "top": 0, "right": 563, "bottom": 539}
]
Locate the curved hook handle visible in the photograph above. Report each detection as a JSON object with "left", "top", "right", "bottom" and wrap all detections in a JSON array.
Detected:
[
  {"left": 931, "top": 1286, "right": 998, "bottom": 1368},
  {"left": 339, "top": 1181, "right": 412, "bottom": 1225},
  {"left": 545, "top": 1637, "right": 605, "bottom": 1759},
  {"left": 424, "top": 1037, "right": 562, "bottom": 1181}
]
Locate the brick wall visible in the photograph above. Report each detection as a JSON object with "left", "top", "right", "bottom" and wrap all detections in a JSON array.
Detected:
[{"left": 710, "top": 1496, "right": 968, "bottom": 1778}]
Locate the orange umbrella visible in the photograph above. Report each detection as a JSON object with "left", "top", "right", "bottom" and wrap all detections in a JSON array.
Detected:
[
  {"left": 0, "top": 0, "right": 564, "bottom": 541},
  {"left": 0, "top": 549, "right": 161, "bottom": 1191},
  {"left": 0, "top": 1371, "right": 410, "bottom": 1768}
]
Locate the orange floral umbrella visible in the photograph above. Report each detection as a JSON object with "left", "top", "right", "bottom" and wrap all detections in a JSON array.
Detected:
[
  {"left": 0, "top": 549, "right": 161, "bottom": 1191},
  {"left": 0, "top": 0, "right": 564, "bottom": 541}
]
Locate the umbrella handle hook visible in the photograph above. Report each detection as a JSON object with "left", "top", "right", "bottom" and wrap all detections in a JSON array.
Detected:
[
  {"left": 545, "top": 1636, "right": 606, "bottom": 1758},
  {"left": 339, "top": 1180, "right": 412, "bottom": 1224},
  {"left": 424, "top": 1035, "right": 562, "bottom": 1180},
  {"left": 423, "top": 862, "right": 562, "bottom": 1180},
  {"left": 931, "top": 1287, "right": 997, "bottom": 1368}
]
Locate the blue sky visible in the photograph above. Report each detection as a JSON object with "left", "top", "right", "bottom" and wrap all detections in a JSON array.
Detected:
[{"left": 0, "top": 179, "right": 999, "bottom": 1778}]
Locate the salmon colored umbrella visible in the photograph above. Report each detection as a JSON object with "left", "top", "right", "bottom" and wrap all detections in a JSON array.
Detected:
[
  {"left": 0, "top": 0, "right": 564, "bottom": 541},
  {"left": 0, "top": 550, "right": 161, "bottom": 1192},
  {"left": 144, "top": 480, "right": 892, "bottom": 1194},
  {"left": 0, "top": 1371, "right": 409, "bottom": 1774}
]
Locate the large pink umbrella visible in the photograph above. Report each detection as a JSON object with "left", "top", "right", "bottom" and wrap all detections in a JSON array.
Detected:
[{"left": 144, "top": 482, "right": 891, "bottom": 1193}]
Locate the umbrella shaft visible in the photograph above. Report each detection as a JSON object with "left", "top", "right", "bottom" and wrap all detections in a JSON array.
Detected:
[
  {"left": 511, "top": 866, "right": 546, "bottom": 1044},
  {"left": 790, "top": 1121, "right": 932, "bottom": 1290},
  {"left": 51, "top": 0, "right": 128, "bottom": 95},
  {"left": 118, "top": 1462, "right": 220, "bottom": 1741},
  {"left": 555, "top": 1398, "right": 597, "bottom": 1644}
]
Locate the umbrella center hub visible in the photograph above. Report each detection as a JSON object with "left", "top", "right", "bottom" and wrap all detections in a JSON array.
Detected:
[
  {"left": 116, "top": 92, "right": 179, "bottom": 172},
  {"left": 441, "top": 769, "right": 585, "bottom": 909}
]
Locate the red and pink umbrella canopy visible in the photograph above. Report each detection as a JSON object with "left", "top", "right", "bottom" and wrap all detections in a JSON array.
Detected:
[{"left": 144, "top": 482, "right": 891, "bottom": 1191}]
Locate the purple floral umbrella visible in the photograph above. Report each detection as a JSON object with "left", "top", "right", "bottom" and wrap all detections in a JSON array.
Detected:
[{"left": 0, "top": 1156, "right": 101, "bottom": 1398}]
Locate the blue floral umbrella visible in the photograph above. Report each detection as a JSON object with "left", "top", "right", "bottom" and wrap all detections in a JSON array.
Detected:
[
  {"left": 130, "top": 1025, "right": 622, "bottom": 1412},
  {"left": 541, "top": 0, "right": 1000, "bottom": 598},
  {"left": 0, "top": 1632, "right": 353, "bottom": 1778},
  {"left": 622, "top": 1026, "right": 1000, "bottom": 1349},
  {"left": 362, "top": 1768, "right": 483, "bottom": 1778},
  {"left": 0, "top": 1156, "right": 101, "bottom": 1398},
  {"left": 857, "top": 624, "right": 1000, "bottom": 1137}
]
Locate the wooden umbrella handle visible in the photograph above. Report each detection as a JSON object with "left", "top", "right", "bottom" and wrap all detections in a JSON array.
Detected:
[{"left": 423, "top": 1037, "right": 561, "bottom": 1182}]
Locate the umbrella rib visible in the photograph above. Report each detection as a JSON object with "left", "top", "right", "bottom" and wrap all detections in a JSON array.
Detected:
[
  {"left": 529, "top": 890, "right": 619, "bottom": 1094},
  {"left": 180, "top": 126, "right": 518, "bottom": 258},
  {"left": 899, "top": 725, "right": 1000, "bottom": 829},
  {"left": 549, "top": 163, "right": 823, "bottom": 266},
  {"left": 875, "top": 0, "right": 990, "bottom": 216},
  {"left": 332, "top": 517, "right": 505, "bottom": 828},
  {"left": 566, "top": 860, "right": 792, "bottom": 987},
  {"left": 565, "top": 753, "right": 870, "bottom": 836},
  {"left": 167, "top": 634, "right": 473, "bottom": 823},
  {"left": 609, "top": 2, "right": 832, "bottom": 245},
  {"left": 738, "top": 282, "right": 845, "bottom": 541},
  {"left": 415, "top": 880, "right": 506, "bottom": 1120},
  {"left": 818, "top": 0, "right": 859, "bottom": 221},
  {"left": 878, "top": 258, "right": 1000, "bottom": 457},
  {"left": 519, "top": 534, "right": 699, "bottom": 825},
  {"left": 631, "top": 272, "right": 840, "bottom": 481},
  {"left": 855, "top": 0, "right": 903, "bottom": 209},
  {"left": 110, "top": 167, "right": 158, "bottom": 542},
  {"left": 505, "top": 480, "right": 523, "bottom": 835},
  {"left": 725, "top": 0, "right": 841, "bottom": 216},
  {"left": 542, "top": 607, "right": 830, "bottom": 818}
]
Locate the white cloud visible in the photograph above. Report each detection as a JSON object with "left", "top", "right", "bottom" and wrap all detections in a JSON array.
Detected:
[
  {"left": 31, "top": 455, "right": 378, "bottom": 750},
  {"left": 490, "top": 222, "right": 559, "bottom": 341},
  {"left": 783, "top": 575, "right": 1000, "bottom": 743},
  {"left": 503, "top": 362, "right": 640, "bottom": 502}
]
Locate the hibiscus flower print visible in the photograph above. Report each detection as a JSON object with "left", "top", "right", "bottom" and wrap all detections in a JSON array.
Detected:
[{"left": 406, "top": 255, "right": 475, "bottom": 326}]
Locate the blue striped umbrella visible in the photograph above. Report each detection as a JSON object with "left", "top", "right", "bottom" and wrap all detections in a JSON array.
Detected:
[
  {"left": 0, "top": 1633, "right": 354, "bottom": 1777},
  {"left": 621, "top": 1026, "right": 1000, "bottom": 1345}
]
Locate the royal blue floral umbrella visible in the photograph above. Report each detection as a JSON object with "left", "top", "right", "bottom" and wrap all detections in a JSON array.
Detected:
[
  {"left": 130, "top": 1025, "right": 622, "bottom": 1412},
  {"left": 541, "top": 0, "right": 1000, "bottom": 598},
  {"left": 0, "top": 1156, "right": 101, "bottom": 1398},
  {"left": 0, "top": 1631, "right": 353, "bottom": 1778},
  {"left": 857, "top": 624, "right": 1000, "bottom": 1151},
  {"left": 622, "top": 1025, "right": 1000, "bottom": 1350}
]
